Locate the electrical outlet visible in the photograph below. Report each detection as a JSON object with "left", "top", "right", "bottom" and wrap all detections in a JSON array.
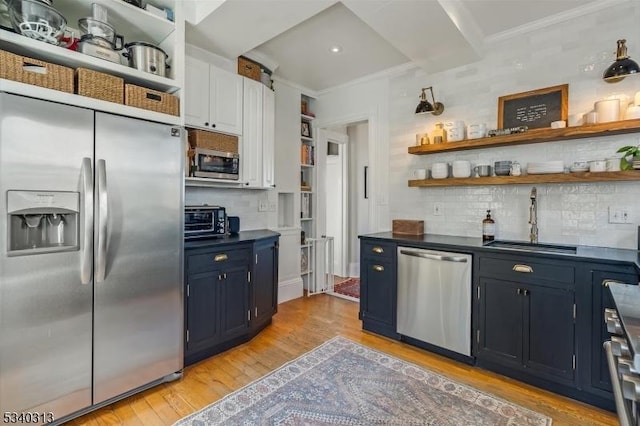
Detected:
[
  {"left": 433, "top": 202, "right": 443, "bottom": 216},
  {"left": 268, "top": 201, "right": 277, "bottom": 212},
  {"left": 608, "top": 206, "right": 632, "bottom": 224},
  {"left": 258, "top": 201, "right": 268, "bottom": 212}
]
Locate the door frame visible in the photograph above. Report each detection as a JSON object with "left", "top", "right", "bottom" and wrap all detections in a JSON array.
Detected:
[{"left": 323, "top": 130, "right": 348, "bottom": 278}]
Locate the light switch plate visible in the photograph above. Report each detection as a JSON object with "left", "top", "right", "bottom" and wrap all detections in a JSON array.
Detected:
[
  {"left": 433, "top": 202, "right": 443, "bottom": 216},
  {"left": 608, "top": 206, "right": 632, "bottom": 224},
  {"left": 258, "top": 201, "right": 268, "bottom": 212}
]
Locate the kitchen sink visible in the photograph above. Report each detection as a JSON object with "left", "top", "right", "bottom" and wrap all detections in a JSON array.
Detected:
[{"left": 484, "top": 240, "right": 577, "bottom": 254}]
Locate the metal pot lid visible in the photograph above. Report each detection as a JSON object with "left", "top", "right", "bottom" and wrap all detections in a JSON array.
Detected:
[{"left": 124, "top": 41, "right": 168, "bottom": 58}]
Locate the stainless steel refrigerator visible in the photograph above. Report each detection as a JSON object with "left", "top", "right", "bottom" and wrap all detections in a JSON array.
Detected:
[{"left": 0, "top": 92, "right": 184, "bottom": 422}]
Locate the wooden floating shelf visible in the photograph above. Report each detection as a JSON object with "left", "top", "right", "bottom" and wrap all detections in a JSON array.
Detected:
[
  {"left": 408, "top": 119, "right": 640, "bottom": 155},
  {"left": 408, "top": 171, "right": 640, "bottom": 187}
]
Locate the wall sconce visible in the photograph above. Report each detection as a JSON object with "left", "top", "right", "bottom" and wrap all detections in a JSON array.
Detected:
[
  {"left": 603, "top": 39, "right": 640, "bottom": 83},
  {"left": 415, "top": 86, "right": 445, "bottom": 115}
]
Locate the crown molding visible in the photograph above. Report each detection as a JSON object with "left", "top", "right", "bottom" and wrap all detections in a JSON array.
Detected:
[{"left": 485, "top": 0, "right": 630, "bottom": 44}]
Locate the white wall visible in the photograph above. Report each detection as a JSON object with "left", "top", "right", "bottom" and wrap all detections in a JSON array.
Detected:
[
  {"left": 347, "top": 122, "right": 369, "bottom": 276},
  {"left": 319, "top": 1, "right": 640, "bottom": 250},
  {"left": 185, "top": 187, "right": 275, "bottom": 231}
]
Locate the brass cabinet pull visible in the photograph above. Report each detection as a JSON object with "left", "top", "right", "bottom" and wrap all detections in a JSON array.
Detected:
[
  {"left": 214, "top": 254, "right": 228, "bottom": 262},
  {"left": 372, "top": 265, "right": 384, "bottom": 272},
  {"left": 512, "top": 264, "right": 533, "bottom": 273},
  {"left": 372, "top": 246, "right": 384, "bottom": 254},
  {"left": 602, "top": 279, "right": 625, "bottom": 287}
]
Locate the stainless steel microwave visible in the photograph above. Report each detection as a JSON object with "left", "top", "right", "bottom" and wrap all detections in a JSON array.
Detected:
[
  {"left": 185, "top": 205, "right": 226, "bottom": 239},
  {"left": 193, "top": 148, "right": 239, "bottom": 180}
]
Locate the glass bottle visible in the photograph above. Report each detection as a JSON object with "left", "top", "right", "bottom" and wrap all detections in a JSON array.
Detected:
[
  {"left": 482, "top": 210, "right": 495, "bottom": 242},
  {"left": 432, "top": 122, "right": 447, "bottom": 144}
]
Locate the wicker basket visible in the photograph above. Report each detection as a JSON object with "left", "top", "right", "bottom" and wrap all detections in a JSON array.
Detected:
[
  {"left": 0, "top": 49, "right": 73, "bottom": 93},
  {"left": 237, "top": 56, "right": 261, "bottom": 81},
  {"left": 125, "top": 84, "right": 179, "bottom": 116},
  {"left": 76, "top": 68, "right": 124, "bottom": 104},
  {"left": 188, "top": 129, "right": 238, "bottom": 153}
]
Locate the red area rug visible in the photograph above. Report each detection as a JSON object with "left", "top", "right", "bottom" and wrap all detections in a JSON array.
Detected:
[{"left": 334, "top": 278, "right": 360, "bottom": 299}]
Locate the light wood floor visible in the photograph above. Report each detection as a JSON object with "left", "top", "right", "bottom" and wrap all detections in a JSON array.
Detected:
[{"left": 69, "top": 294, "right": 617, "bottom": 425}]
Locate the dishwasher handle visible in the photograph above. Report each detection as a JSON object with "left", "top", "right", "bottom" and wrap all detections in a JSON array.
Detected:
[{"left": 399, "top": 249, "right": 468, "bottom": 263}]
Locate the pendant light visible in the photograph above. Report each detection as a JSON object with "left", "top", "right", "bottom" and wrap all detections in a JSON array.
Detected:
[
  {"left": 415, "top": 86, "right": 445, "bottom": 115},
  {"left": 603, "top": 39, "right": 640, "bottom": 83}
]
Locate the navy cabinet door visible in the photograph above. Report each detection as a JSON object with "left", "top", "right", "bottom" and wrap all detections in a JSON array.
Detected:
[
  {"left": 186, "top": 270, "right": 221, "bottom": 355},
  {"left": 253, "top": 239, "right": 278, "bottom": 328},
  {"left": 477, "top": 278, "right": 523, "bottom": 367},
  {"left": 219, "top": 265, "right": 250, "bottom": 341},
  {"left": 523, "top": 285, "right": 575, "bottom": 383},
  {"left": 361, "top": 258, "right": 397, "bottom": 337}
]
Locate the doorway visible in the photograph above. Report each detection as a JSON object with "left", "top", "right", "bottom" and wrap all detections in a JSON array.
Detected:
[{"left": 323, "top": 121, "right": 369, "bottom": 301}]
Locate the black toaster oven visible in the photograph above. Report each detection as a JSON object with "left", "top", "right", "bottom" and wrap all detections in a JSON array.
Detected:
[{"left": 185, "top": 205, "right": 226, "bottom": 239}]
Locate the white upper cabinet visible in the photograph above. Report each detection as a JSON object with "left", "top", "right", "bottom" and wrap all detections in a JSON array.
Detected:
[
  {"left": 210, "top": 67, "right": 244, "bottom": 136},
  {"left": 242, "top": 78, "right": 276, "bottom": 189},
  {"left": 184, "top": 56, "right": 243, "bottom": 135},
  {"left": 242, "top": 78, "right": 263, "bottom": 187},
  {"left": 184, "top": 56, "right": 210, "bottom": 128},
  {"left": 262, "top": 87, "right": 275, "bottom": 188}
]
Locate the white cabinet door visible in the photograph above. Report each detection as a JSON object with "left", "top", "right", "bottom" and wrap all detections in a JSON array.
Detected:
[
  {"left": 210, "top": 66, "right": 243, "bottom": 136},
  {"left": 242, "top": 78, "right": 263, "bottom": 187},
  {"left": 184, "top": 56, "right": 210, "bottom": 129},
  {"left": 262, "top": 86, "right": 275, "bottom": 188}
]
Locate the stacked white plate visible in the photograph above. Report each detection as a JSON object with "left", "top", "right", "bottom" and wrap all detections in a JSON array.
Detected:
[
  {"left": 633, "top": 159, "right": 640, "bottom": 170},
  {"left": 527, "top": 161, "right": 564, "bottom": 174}
]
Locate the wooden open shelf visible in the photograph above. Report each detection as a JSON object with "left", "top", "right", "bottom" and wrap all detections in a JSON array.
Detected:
[
  {"left": 408, "top": 119, "right": 640, "bottom": 155},
  {"left": 408, "top": 170, "right": 640, "bottom": 187}
]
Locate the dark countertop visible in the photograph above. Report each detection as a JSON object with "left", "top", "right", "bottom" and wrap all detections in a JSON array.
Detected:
[
  {"left": 185, "top": 230, "right": 280, "bottom": 250},
  {"left": 360, "top": 232, "right": 640, "bottom": 271},
  {"left": 609, "top": 283, "right": 640, "bottom": 370}
]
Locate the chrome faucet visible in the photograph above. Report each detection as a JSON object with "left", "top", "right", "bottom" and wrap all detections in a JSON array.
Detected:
[{"left": 529, "top": 187, "right": 538, "bottom": 244}]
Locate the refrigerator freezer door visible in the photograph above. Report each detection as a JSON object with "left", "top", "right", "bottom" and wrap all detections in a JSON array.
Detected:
[
  {"left": 93, "top": 113, "right": 184, "bottom": 404},
  {"left": 0, "top": 94, "right": 94, "bottom": 417}
]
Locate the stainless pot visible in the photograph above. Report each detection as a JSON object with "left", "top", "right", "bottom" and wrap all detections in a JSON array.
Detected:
[{"left": 123, "top": 41, "right": 169, "bottom": 77}]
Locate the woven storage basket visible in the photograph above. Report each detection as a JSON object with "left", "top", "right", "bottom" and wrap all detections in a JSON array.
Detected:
[
  {"left": 76, "top": 68, "right": 124, "bottom": 104},
  {"left": 237, "top": 56, "right": 261, "bottom": 81},
  {"left": 0, "top": 49, "right": 73, "bottom": 93},
  {"left": 125, "top": 84, "right": 179, "bottom": 116},
  {"left": 188, "top": 129, "right": 238, "bottom": 153}
]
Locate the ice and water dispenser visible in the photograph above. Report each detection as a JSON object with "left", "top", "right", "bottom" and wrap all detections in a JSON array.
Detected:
[{"left": 7, "top": 190, "right": 79, "bottom": 255}]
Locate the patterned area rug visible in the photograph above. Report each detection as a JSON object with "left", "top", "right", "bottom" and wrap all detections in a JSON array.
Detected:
[
  {"left": 333, "top": 278, "right": 360, "bottom": 299},
  {"left": 174, "top": 337, "right": 552, "bottom": 426}
]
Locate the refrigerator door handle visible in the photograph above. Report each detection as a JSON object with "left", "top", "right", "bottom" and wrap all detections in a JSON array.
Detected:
[
  {"left": 96, "top": 159, "right": 108, "bottom": 283},
  {"left": 81, "top": 157, "right": 93, "bottom": 285}
]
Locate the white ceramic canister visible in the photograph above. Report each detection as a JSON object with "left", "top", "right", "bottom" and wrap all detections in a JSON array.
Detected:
[
  {"left": 594, "top": 99, "right": 620, "bottom": 123},
  {"left": 452, "top": 160, "right": 471, "bottom": 178},
  {"left": 589, "top": 160, "right": 607, "bottom": 172}
]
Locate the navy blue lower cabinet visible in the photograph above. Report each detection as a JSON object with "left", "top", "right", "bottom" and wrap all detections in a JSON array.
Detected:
[
  {"left": 252, "top": 237, "right": 279, "bottom": 331},
  {"left": 476, "top": 278, "right": 524, "bottom": 368},
  {"left": 359, "top": 241, "right": 398, "bottom": 339},
  {"left": 476, "top": 277, "right": 576, "bottom": 386},
  {"left": 185, "top": 270, "right": 221, "bottom": 356},
  {"left": 184, "top": 244, "right": 252, "bottom": 365},
  {"left": 219, "top": 265, "right": 250, "bottom": 342}
]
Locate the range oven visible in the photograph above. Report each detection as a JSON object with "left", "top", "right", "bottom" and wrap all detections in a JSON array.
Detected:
[
  {"left": 604, "top": 282, "right": 640, "bottom": 426},
  {"left": 193, "top": 148, "right": 239, "bottom": 180},
  {"left": 185, "top": 205, "right": 226, "bottom": 239}
]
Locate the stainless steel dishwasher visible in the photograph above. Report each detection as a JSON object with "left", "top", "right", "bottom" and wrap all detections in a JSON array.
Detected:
[{"left": 397, "top": 247, "right": 472, "bottom": 357}]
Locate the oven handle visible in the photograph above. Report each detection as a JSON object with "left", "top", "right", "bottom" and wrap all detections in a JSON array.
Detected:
[{"left": 604, "top": 341, "right": 634, "bottom": 426}]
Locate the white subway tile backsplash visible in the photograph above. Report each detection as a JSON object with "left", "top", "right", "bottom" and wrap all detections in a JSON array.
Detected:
[{"left": 314, "top": 1, "right": 640, "bottom": 250}]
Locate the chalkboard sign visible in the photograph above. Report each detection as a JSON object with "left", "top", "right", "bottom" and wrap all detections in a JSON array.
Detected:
[{"left": 498, "top": 84, "right": 568, "bottom": 130}]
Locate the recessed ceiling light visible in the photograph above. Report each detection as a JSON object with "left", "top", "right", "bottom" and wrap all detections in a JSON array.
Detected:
[{"left": 330, "top": 46, "right": 342, "bottom": 54}]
